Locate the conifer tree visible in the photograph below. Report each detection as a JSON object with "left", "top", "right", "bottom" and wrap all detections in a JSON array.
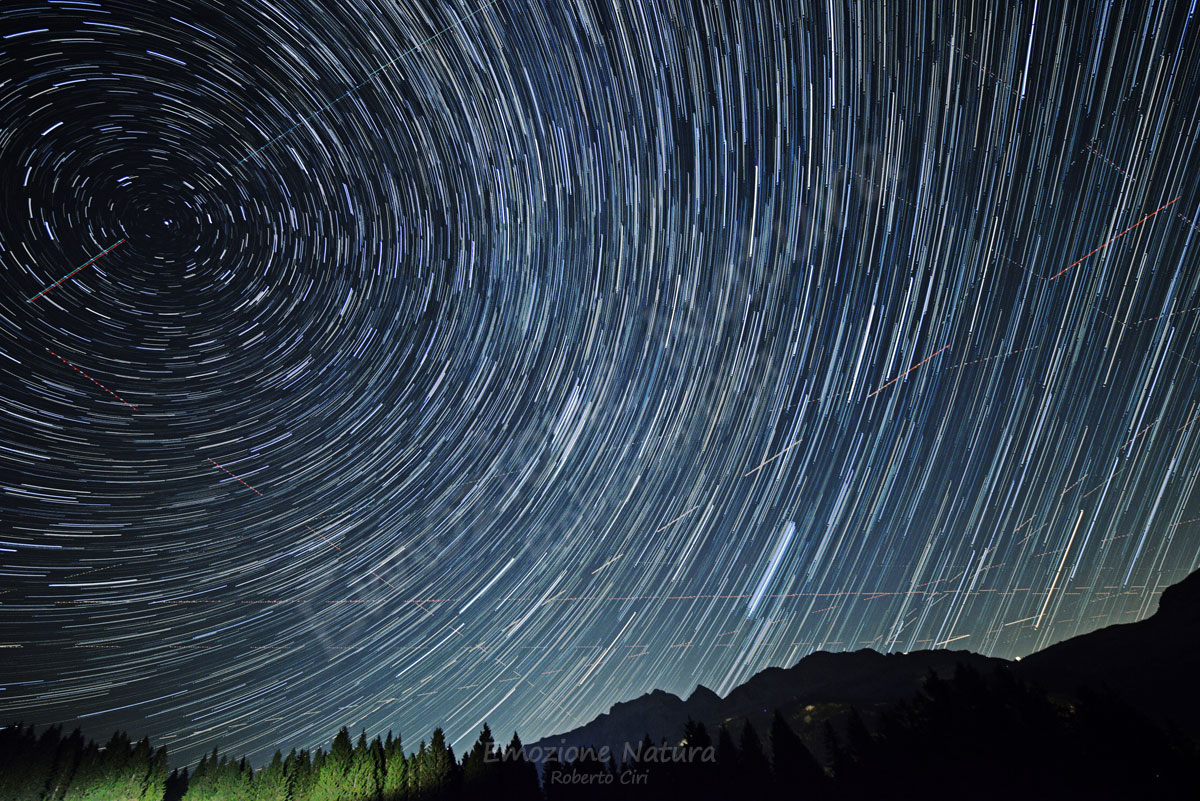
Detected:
[
  {"left": 419, "top": 728, "right": 458, "bottom": 800},
  {"left": 737, "top": 721, "right": 771, "bottom": 800},
  {"left": 180, "top": 749, "right": 214, "bottom": 801},
  {"left": 498, "top": 732, "right": 539, "bottom": 801},
  {"left": 570, "top": 743, "right": 612, "bottom": 801},
  {"left": 0, "top": 725, "right": 38, "bottom": 801},
  {"left": 0, "top": 725, "right": 21, "bottom": 800},
  {"left": 233, "top": 757, "right": 254, "bottom": 801},
  {"left": 410, "top": 742, "right": 426, "bottom": 799},
  {"left": 381, "top": 733, "right": 409, "bottom": 801},
  {"left": 202, "top": 752, "right": 233, "bottom": 801},
  {"left": 109, "top": 731, "right": 145, "bottom": 800},
  {"left": 310, "top": 728, "right": 355, "bottom": 801},
  {"left": 460, "top": 724, "right": 495, "bottom": 800},
  {"left": 714, "top": 725, "right": 739, "bottom": 799},
  {"left": 843, "top": 708, "right": 875, "bottom": 770},
  {"left": 163, "top": 766, "right": 188, "bottom": 801},
  {"left": 541, "top": 750, "right": 566, "bottom": 801},
  {"left": 61, "top": 730, "right": 144, "bottom": 801},
  {"left": 619, "top": 734, "right": 662, "bottom": 797},
  {"left": 676, "top": 719, "right": 718, "bottom": 801},
  {"left": 29, "top": 725, "right": 63, "bottom": 801},
  {"left": 821, "top": 721, "right": 846, "bottom": 779},
  {"left": 344, "top": 731, "right": 382, "bottom": 800},
  {"left": 252, "top": 751, "right": 288, "bottom": 801},
  {"left": 46, "top": 728, "right": 87, "bottom": 801},
  {"left": 627, "top": 734, "right": 655, "bottom": 771},
  {"left": 287, "top": 749, "right": 316, "bottom": 801},
  {"left": 185, "top": 750, "right": 252, "bottom": 801},
  {"left": 370, "top": 736, "right": 386, "bottom": 795},
  {"left": 140, "top": 744, "right": 169, "bottom": 801},
  {"left": 202, "top": 754, "right": 223, "bottom": 801},
  {"left": 127, "top": 737, "right": 152, "bottom": 797},
  {"left": 61, "top": 740, "right": 104, "bottom": 801},
  {"left": 196, "top": 750, "right": 214, "bottom": 782},
  {"left": 0, "top": 724, "right": 55, "bottom": 801},
  {"left": 768, "top": 710, "right": 826, "bottom": 797}
]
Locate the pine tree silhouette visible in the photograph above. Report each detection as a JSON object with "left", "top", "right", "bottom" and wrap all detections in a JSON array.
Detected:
[
  {"left": 498, "top": 732, "right": 539, "bottom": 801},
  {"left": 768, "top": 710, "right": 827, "bottom": 799},
  {"left": 0, "top": 724, "right": 52, "bottom": 801},
  {"left": 737, "top": 721, "right": 771, "bottom": 800},
  {"left": 163, "top": 766, "right": 188, "bottom": 801},
  {"left": 460, "top": 723, "right": 496, "bottom": 801},
  {"left": 714, "top": 726, "right": 740, "bottom": 800},
  {"left": 542, "top": 749, "right": 566, "bottom": 801},
  {"left": 671, "top": 719, "right": 717, "bottom": 801}
]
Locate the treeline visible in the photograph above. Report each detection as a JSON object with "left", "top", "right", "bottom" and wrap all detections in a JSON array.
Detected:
[
  {"left": 3, "top": 665, "right": 1198, "bottom": 800},
  {"left": 0, "top": 723, "right": 537, "bottom": 801},
  {"left": 178, "top": 726, "right": 537, "bottom": 801},
  {"left": 0, "top": 727, "right": 170, "bottom": 801}
]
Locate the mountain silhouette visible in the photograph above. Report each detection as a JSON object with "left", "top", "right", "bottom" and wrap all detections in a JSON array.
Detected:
[
  {"left": 529, "top": 648, "right": 1005, "bottom": 758},
  {"left": 533, "top": 568, "right": 1200, "bottom": 757},
  {"left": 1018, "top": 568, "right": 1200, "bottom": 735}
]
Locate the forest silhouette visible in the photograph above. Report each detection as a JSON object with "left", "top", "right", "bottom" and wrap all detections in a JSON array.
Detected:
[{"left": 3, "top": 663, "right": 1197, "bottom": 800}]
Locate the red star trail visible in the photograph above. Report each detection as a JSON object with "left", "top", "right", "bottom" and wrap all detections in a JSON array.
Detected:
[
  {"left": 206, "top": 458, "right": 263, "bottom": 496},
  {"left": 45, "top": 349, "right": 138, "bottom": 410},
  {"left": 1048, "top": 196, "right": 1180, "bottom": 280},
  {"left": 867, "top": 345, "right": 951, "bottom": 398}
]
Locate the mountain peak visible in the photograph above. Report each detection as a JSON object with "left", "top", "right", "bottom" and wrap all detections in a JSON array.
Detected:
[
  {"left": 686, "top": 684, "right": 721, "bottom": 704},
  {"left": 1016, "top": 568, "right": 1200, "bottom": 735},
  {"left": 1154, "top": 568, "right": 1200, "bottom": 623}
]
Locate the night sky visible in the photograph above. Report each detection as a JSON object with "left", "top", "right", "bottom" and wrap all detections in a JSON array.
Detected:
[{"left": 2, "top": 0, "right": 1200, "bottom": 769}]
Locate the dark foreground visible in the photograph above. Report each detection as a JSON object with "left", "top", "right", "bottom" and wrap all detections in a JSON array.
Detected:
[{"left": 3, "top": 662, "right": 1198, "bottom": 801}]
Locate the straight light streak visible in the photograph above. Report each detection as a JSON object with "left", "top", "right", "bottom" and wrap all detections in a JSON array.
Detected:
[
  {"left": 26, "top": 239, "right": 127, "bottom": 302},
  {"left": 1048, "top": 197, "right": 1180, "bottom": 280}
]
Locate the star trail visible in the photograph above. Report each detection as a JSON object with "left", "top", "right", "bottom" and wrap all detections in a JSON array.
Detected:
[{"left": 2, "top": 0, "right": 1200, "bottom": 770}]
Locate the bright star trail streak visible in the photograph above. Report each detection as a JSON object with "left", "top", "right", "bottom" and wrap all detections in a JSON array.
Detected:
[
  {"left": 3, "top": 0, "right": 1200, "bottom": 771},
  {"left": 747, "top": 521, "right": 796, "bottom": 617},
  {"left": 1035, "top": 509, "right": 1085, "bottom": 630}
]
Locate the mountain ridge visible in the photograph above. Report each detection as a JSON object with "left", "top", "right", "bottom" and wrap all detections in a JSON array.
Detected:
[
  {"left": 530, "top": 648, "right": 1006, "bottom": 757},
  {"left": 533, "top": 568, "right": 1200, "bottom": 756}
]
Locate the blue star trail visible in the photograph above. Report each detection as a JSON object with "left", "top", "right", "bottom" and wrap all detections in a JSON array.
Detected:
[{"left": 1, "top": 0, "right": 1199, "bottom": 769}]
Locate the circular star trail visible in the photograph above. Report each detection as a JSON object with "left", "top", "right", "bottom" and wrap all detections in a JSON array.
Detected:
[{"left": 2, "top": 0, "right": 1200, "bottom": 767}]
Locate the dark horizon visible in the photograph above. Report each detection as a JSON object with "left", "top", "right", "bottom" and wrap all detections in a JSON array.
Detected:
[{"left": 3, "top": 652, "right": 1198, "bottom": 800}]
